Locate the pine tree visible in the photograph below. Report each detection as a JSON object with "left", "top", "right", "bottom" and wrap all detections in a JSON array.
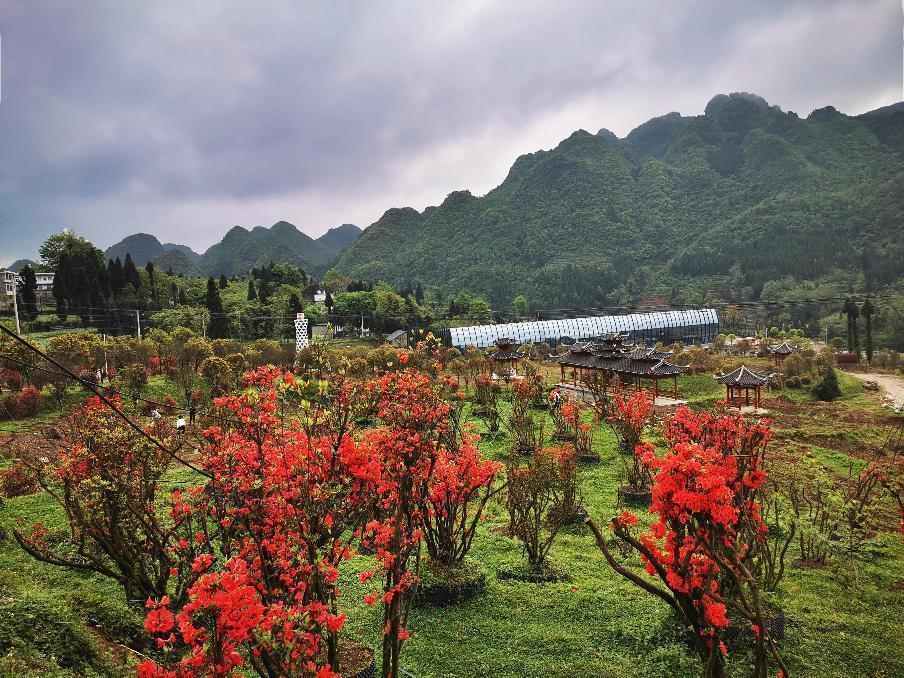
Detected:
[
  {"left": 414, "top": 282, "right": 424, "bottom": 304},
  {"left": 219, "top": 274, "right": 228, "bottom": 290},
  {"left": 812, "top": 367, "right": 841, "bottom": 401},
  {"left": 108, "top": 258, "right": 126, "bottom": 296},
  {"left": 257, "top": 278, "right": 271, "bottom": 303},
  {"left": 205, "top": 277, "right": 229, "bottom": 338},
  {"left": 862, "top": 297, "right": 875, "bottom": 364},
  {"left": 247, "top": 277, "right": 257, "bottom": 301},
  {"left": 325, "top": 292, "right": 333, "bottom": 313},
  {"left": 124, "top": 254, "right": 141, "bottom": 291},
  {"left": 178, "top": 287, "right": 188, "bottom": 305},
  {"left": 17, "top": 265, "right": 39, "bottom": 321},
  {"left": 145, "top": 261, "right": 157, "bottom": 303},
  {"left": 289, "top": 293, "right": 302, "bottom": 315},
  {"left": 53, "top": 254, "right": 69, "bottom": 321}
]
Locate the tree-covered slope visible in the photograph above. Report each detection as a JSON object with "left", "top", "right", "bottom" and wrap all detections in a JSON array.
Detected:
[
  {"left": 104, "top": 233, "right": 165, "bottom": 266},
  {"left": 198, "top": 221, "right": 338, "bottom": 277},
  {"left": 337, "top": 93, "right": 904, "bottom": 308},
  {"left": 315, "top": 223, "right": 362, "bottom": 253}
]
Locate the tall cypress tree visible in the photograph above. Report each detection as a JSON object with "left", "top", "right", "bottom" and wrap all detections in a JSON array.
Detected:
[
  {"left": 53, "top": 252, "right": 70, "bottom": 320},
  {"left": 124, "top": 254, "right": 141, "bottom": 291},
  {"left": 219, "top": 274, "right": 228, "bottom": 289},
  {"left": 145, "top": 261, "right": 157, "bottom": 304},
  {"left": 862, "top": 297, "right": 875, "bottom": 364},
  {"left": 108, "top": 257, "right": 126, "bottom": 296},
  {"left": 414, "top": 282, "right": 424, "bottom": 304},
  {"left": 205, "top": 277, "right": 229, "bottom": 338},
  {"left": 247, "top": 277, "right": 257, "bottom": 301},
  {"left": 289, "top": 293, "right": 302, "bottom": 315},
  {"left": 17, "top": 265, "right": 39, "bottom": 321}
]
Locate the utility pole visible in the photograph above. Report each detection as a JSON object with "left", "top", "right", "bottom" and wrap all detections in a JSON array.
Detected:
[
  {"left": 11, "top": 281, "right": 21, "bottom": 334},
  {"left": 135, "top": 309, "right": 142, "bottom": 339}
]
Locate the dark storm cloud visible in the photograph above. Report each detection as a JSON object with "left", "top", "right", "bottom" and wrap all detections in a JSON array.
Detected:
[{"left": 0, "top": 0, "right": 901, "bottom": 264}]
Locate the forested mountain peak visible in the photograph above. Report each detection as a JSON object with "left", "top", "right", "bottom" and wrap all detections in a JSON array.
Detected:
[{"left": 337, "top": 92, "right": 904, "bottom": 311}]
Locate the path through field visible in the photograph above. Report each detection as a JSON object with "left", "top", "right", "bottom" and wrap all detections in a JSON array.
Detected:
[{"left": 848, "top": 371, "right": 904, "bottom": 409}]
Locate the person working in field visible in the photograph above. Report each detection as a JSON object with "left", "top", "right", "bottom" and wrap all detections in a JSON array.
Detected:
[{"left": 176, "top": 416, "right": 186, "bottom": 434}]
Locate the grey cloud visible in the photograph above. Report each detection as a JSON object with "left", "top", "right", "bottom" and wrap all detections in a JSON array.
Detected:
[{"left": 0, "top": 0, "right": 900, "bottom": 263}]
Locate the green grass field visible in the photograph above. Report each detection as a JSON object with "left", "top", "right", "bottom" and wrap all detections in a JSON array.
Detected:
[{"left": 0, "top": 370, "right": 902, "bottom": 677}]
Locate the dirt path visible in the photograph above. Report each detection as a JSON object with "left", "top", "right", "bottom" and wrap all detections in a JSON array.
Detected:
[{"left": 847, "top": 371, "right": 904, "bottom": 410}]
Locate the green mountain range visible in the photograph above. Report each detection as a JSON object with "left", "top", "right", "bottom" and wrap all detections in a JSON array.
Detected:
[
  {"left": 105, "top": 222, "right": 363, "bottom": 278},
  {"left": 337, "top": 93, "right": 904, "bottom": 309}
]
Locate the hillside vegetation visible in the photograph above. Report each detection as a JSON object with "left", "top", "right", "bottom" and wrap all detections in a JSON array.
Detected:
[{"left": 337, "top": 93, "right": 904, "bottom": 314}]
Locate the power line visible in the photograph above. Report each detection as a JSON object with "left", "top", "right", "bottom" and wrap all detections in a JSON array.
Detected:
[{"left": 0, "top": 323, "right": 212, "bottom": 479}]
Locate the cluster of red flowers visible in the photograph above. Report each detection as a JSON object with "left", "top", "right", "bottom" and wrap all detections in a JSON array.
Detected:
[
  {"left": 608, "top": 389, "right": 653, "bottom": 450},
  {"left": 135, "top": 365, "right": 496, "bottom": 677},
  {"left": 613, "top": 406, "right": 773, "bottom": 661}
]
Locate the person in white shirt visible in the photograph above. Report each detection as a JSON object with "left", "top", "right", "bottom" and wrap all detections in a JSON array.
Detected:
[{"left": 176, "top": 416, "right": 186, "bottom": 434}]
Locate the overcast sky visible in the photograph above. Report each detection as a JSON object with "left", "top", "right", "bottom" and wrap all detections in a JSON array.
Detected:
[{"left": 0, "top": 0, "right": 901, "bottom": 266}]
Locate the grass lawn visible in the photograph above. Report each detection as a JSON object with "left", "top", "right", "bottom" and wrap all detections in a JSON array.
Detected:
[{"left": 0, "top": 371, "right": 902, "bottom": 676}]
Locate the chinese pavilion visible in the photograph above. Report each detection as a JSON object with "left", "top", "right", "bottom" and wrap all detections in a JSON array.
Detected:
[
  {"left": 551, "top": 333, "right": 689, "bottom": 401},
  {"left": 714, "top": 365, "right": 771, "bottom": 409}
]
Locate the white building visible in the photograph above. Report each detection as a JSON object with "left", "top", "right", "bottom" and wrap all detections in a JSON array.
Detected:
[
  {"left": 314, "top": 289, "right": 327, "bottom": 303},
  {"left": 1, "top": 270, "right": 16, "bottom": 297},
  {"left": 34, "top": 272, "right": 55, "bottom": 292}
]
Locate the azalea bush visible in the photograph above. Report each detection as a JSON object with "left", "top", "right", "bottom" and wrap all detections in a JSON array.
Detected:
[
  {"left": 422, "top": 431, "right": 503, "bottom": 565},
  {"left": 15, "top": 396, "right": 185, "bottom": 603},
  {"left": 141, "top": 368, "right": 376, "bottom": 677},
  {"left": 507, "top": 445, "right": 569, "bottom": 575},
  {"left": 1, "top": 384, "right": 44, "bottom": 420},
  {"left": 473, "top": 374, "right": 501, "bottom": 433},
  {"left": 587, "top": 407, "right": 788, "bottom": 678},
  {"left": 608, "top": 389, "right": 652, "bottom": 452},
  {"left": 548, "top": 444, "right": 583, "bottom": 525},
  {"left": 506, "top": 379, "right": 542, "bottom": 454},
  {"left": 549, "top": 393, "right": 572, "bottom": 440},
  {"left": 360, "top": 369, "right": 449, "bottom": 678},
  {"left": 562, "top": 400, "right": 595, "bottom": 459}
]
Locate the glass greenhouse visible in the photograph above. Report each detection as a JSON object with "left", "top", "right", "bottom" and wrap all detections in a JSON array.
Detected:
[{"left": 448, "top": 309, "right": 719, "bottom": 349}]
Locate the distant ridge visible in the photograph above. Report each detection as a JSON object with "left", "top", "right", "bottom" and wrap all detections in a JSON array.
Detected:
[{"left": 105, "top": 221, "right": 362, "bottom": 278}]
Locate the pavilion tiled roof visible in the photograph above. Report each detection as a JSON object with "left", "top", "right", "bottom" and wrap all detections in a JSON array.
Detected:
[
  {"left": 714, "top": 365, "right": 771, "bottom": 386},
  {"left": 551, "top": 342, "right": 689, "bottom": 378},
  {"left": 769, "top": 342, "right": 796, "bottom": 355},
  {"left": 491, "top": 337, "right": 524, "bottom": 361}
]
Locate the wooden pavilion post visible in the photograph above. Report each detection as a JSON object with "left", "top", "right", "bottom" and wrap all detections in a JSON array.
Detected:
[
  {"left": 652, "top": 379, "right": 658, "bottom": 403},
  {"left": 560, "top": 364, "right": 565, "bottom": 383},
  {"left": 755, "top": 385, "right": 761, "bottom": 410},
  {"left": 673, "top": 375, "right": 678, "bottom": 399}
]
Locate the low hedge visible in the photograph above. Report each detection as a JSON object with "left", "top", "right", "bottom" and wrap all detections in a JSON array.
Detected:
[{"left": 414, "top": 558, "right": 487, "bottom": 606}]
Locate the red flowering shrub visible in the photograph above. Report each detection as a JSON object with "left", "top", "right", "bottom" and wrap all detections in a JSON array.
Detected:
[
  {"left": 562, "top": 400, "right": 594, "bottom": 459},
  {"left": 506, "top": 379, "right": 542, "bottom": 454},
  {"left": 2, "top": 385, "right": 44, "bottom": 419},
  {"left": 361, "top": 369, "right": 449, "bottom": 678},
  {"left": 1, "top": 368, "right": 24, "bottom": 392},
  {"left": 586, "top": 407, "right": 788, "bottom": 678},
  {"left": 549, "top": 444, "right": 583, "bottom": 525},
  {"left": 473, "top": 374, "right": 501, "bottom": 433},
  {"left": 507, "top": 445, "right": 570, "bottom": 573},
  {"left": 423, "top": 431, "right": 503, "bottom": 564},
  {"left": 143, "top": 368, "right": 375, "bottom": 676},
  {"left": 14, "top": 396, "right": 183, "bottom": 602},
  {"left": 0, "top": 459, "right": 38, "bottom": 497},
  {"left": 148, "top": 355, "right": 162, "bottom": 374},
  {"left": 834, "top": 351, "right": 860, "bottom": 364},
  {"left": 608, "top": 389, "right": 652, "bottom": 452}
]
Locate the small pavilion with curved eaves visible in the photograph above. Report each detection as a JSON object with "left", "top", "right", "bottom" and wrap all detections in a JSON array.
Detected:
[{"left": 714, "top": 365, "right": 772, "bottom": 409}]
